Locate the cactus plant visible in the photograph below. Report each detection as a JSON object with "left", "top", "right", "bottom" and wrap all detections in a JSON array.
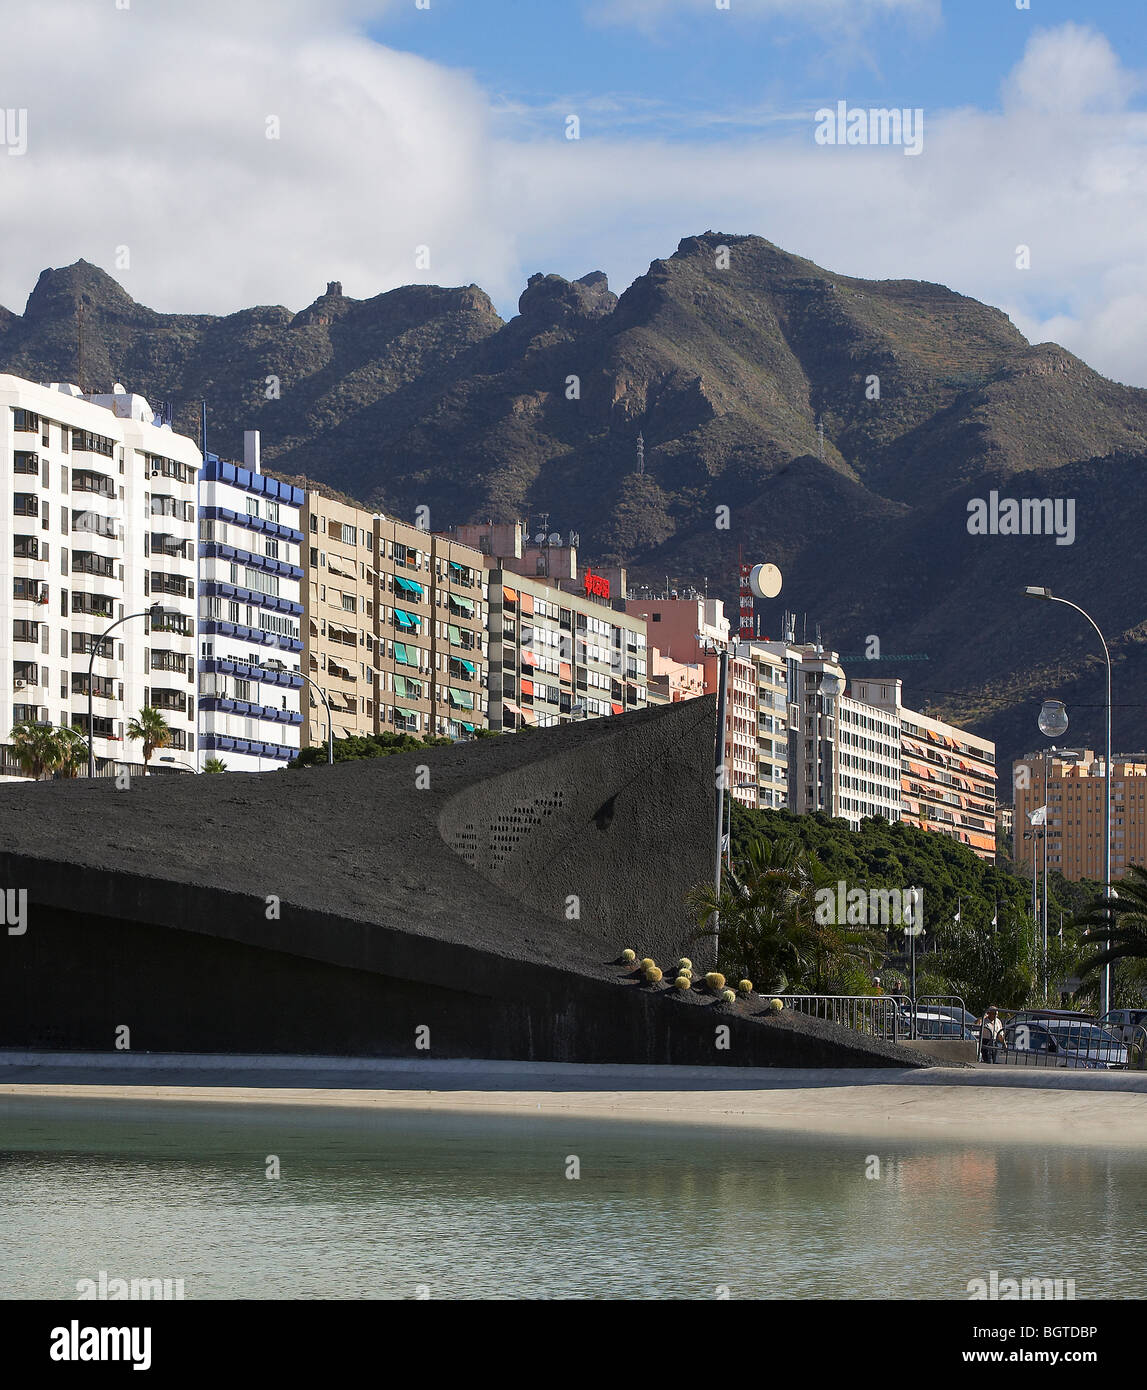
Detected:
[
  {"left": 677, "top": 957, "right": 693, "bottom": 971},
  {"left": 640, "top": 958, "right": 655, "bottom": 972},
  {"left": 673, "top": 975, "right": 691, "bottom": 991},
  {"left": 644, "top": 966, "right": 664, "bottom": 984},
  {"left": 738, "top": 979, "right": 753, "bottom": 995},
  {"left": 720, "top": 988, "right": 737, "bottom": 1004},
  {"left": 768, "top": 998, "right": 784, "bottom": 1013},
  {"left": 621, "top": 948, "right": 636, "bottom": 963},
  {"left": 704, "top": 972, "right": 726, "bottom": 991}
]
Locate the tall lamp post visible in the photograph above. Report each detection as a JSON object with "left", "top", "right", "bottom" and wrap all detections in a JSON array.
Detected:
[
  {"left": 696, "top": 632, "right": 730, "bottom": 965},
  {"left": 1025, "top": 588, "right": 1113, "bottom": 1013},
  {"left": 1037, "top": 700, "right": 1069, "bottom": 1003},
  {"left": 87, "top": 603, "right": 167, "bottom": 779}
]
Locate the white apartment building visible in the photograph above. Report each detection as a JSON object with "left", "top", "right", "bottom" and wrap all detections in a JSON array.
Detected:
[
  {"left": 0, "top": 376, "right": 199, "bottom": 779},
  {"left": 198, "top": 433, "right": 304, "bottom": 772},
  {"left": 837, "top": 686, "right": 903, "bottom": 827}
]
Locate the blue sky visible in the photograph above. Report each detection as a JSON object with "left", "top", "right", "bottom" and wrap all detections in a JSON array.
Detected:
[
  {"left": 3, "top": 0, "right": 1146, "bottom": 385},
  {"left": 377, "top": 0, "right": 1146, "bottom": 136}
]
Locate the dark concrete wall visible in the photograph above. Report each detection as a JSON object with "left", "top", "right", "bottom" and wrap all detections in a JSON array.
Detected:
[{"left": 0, "top": 698, "right": 930, "bottom": 1068}]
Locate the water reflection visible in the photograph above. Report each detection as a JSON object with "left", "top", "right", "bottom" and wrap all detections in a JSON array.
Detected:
[{"left": 1, "top": 1099, "right": 1143, "bottom": 1300}]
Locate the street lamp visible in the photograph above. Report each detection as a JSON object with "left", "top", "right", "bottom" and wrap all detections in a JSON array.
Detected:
[
  {"left": 87, "top": 603, "right": 168, "bottom": 779},
  {"left": 267, "top": 659, "right": 332, "bottom": 765},
  {"left": 1035, "top": 700, "right": 1068, "bottom": 1004},
  {"left": 1025, "top": 587, "right": 1113, "bottom": 1013},
  {"left": 696, "top": 632, "right": 731, "bottom": 965},
  {"left": 157, "top": 755, "right": 197, "bottom": 773}
]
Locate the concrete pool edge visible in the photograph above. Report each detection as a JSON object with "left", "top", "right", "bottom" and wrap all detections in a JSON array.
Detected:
[{"left": 2, "top": 1054, "right": 1147, "bottom": 1149}]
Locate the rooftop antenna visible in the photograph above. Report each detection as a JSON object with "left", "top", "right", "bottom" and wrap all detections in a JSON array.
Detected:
[
  {"left": 636, "top": 432, "right": 645, "bottom": 475},
  {"left": 200, "top": 400, "right": 207, "bottom": 460}
]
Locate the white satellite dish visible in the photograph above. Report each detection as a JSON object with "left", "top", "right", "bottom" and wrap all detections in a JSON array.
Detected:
[
  {"left": 534, "top": 533, "right": 546, "bottom": 545},
  {"left": 548, "top": 532, "right": 561, "bottom": 545},
  {"left": 112, "top": 382, "right": 126, "bottom": 395},
  {"left": 749, "top": 563, "right": 782, "bottom": 599}
]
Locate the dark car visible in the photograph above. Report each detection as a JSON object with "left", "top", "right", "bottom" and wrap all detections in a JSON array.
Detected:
[{"left": 1003, "top": 1019, "right": 1127, "bottom": 1069}]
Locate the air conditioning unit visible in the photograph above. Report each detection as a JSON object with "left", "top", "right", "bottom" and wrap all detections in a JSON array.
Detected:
[{"left": 13, "top": 680, "right": 25, "bottom": 690}]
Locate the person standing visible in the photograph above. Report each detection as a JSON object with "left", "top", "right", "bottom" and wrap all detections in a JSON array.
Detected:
[{"left": 977, "top": 1005, "right": 1007, "bottom": 1063}]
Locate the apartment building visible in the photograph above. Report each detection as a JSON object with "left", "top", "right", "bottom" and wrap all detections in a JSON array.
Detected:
[
  {"left": 702, "top": 648, "right": 759, "bottom": 808},
  {"left": 0, "top": 376, "right": 199, "bottom": 779},
  {"left": 736, "top": 640, "right": 791, "bottom": 811},
  {"left": 1013, "top": 748, "right": 1145, "bottom": 880},
  {"left": 852, "top": 677, "right": 996, "bottom": 859},
  {"left": 647, "top": 650, "right": 705, "bottom": 706},
  {"left": 301, "top": 495, "right": 489, "bottom": 744},
  {"left": 197, "top": 437, "right": 304, "bottom": 772},
  {"left": 487, "top": 568, "right": 648, "bottom": 731}
]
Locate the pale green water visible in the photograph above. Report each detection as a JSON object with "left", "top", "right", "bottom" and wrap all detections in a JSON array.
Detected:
[{"left": 1, "top": 1097, "right": 1144, "bottom": 1299}]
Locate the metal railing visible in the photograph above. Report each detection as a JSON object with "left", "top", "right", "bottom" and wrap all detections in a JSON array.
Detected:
[
  {"left": 1129, "top": 1024, "right": 1147, "bottom": 1072},
  {"left": 772, "top": 994, "right": 910, "bottom": 1041},
  {"left": 985, "top": 1007, "right": 1129, "bottom": 1070}
]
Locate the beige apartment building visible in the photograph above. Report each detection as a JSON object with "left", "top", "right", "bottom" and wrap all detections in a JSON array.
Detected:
[
  {"left": 301, "top": 492, "right": 488, "bottom": 746},
  {"left": 1013, "top": 748, "right": 1147, "bottom": 881}
]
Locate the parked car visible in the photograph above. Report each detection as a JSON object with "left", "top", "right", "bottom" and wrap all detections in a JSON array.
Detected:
[
  {"left": 1002, "top": 1019, "right": 1127, "bottom": 1069},
  {"left": 1099, "top": 1008, "right": 1147, "bottom": 1044},
  {"left": 898, "top": 1009, "right": 977, "bottom": 1041}
]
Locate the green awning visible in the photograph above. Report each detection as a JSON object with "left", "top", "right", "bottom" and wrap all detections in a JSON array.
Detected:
[
  {"left": 395, "top": 706, "right": 418, "bottom": 720},
  {"left": 449, "top": 688, "right": 475, "bottom": 710},
  {"left": 394, "top": 576, "right": 424, "bottom": 598},
  {"left": 448, "top": 624, "right": 462, "bottom": 644},
  {"left": 393, "top": 641, "right": 408, "bottom": 663},
  {"left": 394, "top": 608, "right": 418, "bottom": 630},
  {"left": 460, "top": 659, "right": 476, "bottom": 675},
  {"left": 394, "top": 674, "right": 407, "bottom": 698},
  {"left": 460, "top": 722, "right": 475, "bottom": 732},
  {"left": 450, "top": 594, "right": 475, "bottom": 615}
]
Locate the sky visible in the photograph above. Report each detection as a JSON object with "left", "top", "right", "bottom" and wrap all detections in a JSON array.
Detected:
[{"left": 0, "top": 0, "right": 1145, "bottom": 384}]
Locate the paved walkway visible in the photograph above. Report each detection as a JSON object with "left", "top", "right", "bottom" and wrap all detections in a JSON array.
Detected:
[{"left": 3, "top": 1052, "right": 1146, "bottom": 1148}]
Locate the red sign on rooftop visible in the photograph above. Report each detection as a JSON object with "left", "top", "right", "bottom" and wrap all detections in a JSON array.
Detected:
[{"left": 583, "top": 568, "right": 610, "bottom": 599}]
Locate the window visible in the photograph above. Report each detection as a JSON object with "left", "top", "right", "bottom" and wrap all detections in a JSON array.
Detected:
[
  {"left": 340, "top": 523, "right": 355, "bottom": 546},
  {"left": 265, "top": 501, "right": 279, "bottom": 523},
  {"left": 265, "top": 540, "right": 279, "bottom": 560},
  {"left": 246, "top": 498, "right": 259, "bottom": 517},
  {"left": 14, "top": 451, "right": 38, "bottom": 475},
  {"left": 342, "top": 594, "right": 356, "bottom": 613}
]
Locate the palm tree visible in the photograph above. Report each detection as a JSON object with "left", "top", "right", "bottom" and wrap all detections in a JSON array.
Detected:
[
  {"left": 1071, "top": 866, "right": 1147, "bottom": 989},
  {"left": 687, "top": 837, "right": 820, "bottom": 993},
  {"left": 54, "top": 726, "right": 90, "bottom": 778},
  {"left": 203, "top": 757, "right": 228, "bottom": 774},
  {"left": 9, "top": 720, "right": 63, "bottom": 780},
  {"left": 126, "top": 707, "right": 171, "bottom": 772}
]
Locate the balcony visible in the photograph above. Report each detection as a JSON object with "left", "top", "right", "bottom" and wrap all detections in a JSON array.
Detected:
[
  {"left": 74, "top": 471, "right": 116, "bottom": 498},
  {"left": 73, "top": 553, "right": 116, "bottom": 579},
  {"left": 13, "top": 536, "right": 40, "bottom": 560},
  {"left": 150, "top": 690, "right": 187, "bottom": 714}
]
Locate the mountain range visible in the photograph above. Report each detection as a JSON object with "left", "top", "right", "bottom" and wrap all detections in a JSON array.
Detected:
[{"left": 3, "top": 232, "right": 1146, "bottom": 778}]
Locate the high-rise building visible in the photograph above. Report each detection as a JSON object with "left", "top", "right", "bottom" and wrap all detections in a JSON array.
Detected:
[
  {"left": 736, "top": 641, "right": 791, "bottom": 810},
  {"left": 1013, "top": 748, "right": 1145, "bottom": 880},
  {"left": 300, "top": 494, "right": 490, "bottom": 745},
  {"left": 851, "top": 676, "right": 996, "bottom": 859},
  {"left": 0, "top": 375, "right": 199, "bottom": 779},
  {"left": 197, "top": 434, "right": 305, "bottom": 772}
]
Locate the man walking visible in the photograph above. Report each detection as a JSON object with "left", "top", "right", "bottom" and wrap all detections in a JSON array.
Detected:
[{"left": 977, "top": 1005, "right": 1007, "bottom": 1063}]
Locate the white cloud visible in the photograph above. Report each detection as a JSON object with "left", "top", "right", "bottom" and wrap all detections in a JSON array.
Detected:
[
  {"left": 0, "top": 5, "right": 1145, "bottom": 394},
  {"left": 1005, "top": 22, "right": 1138, "bottom": 114}
]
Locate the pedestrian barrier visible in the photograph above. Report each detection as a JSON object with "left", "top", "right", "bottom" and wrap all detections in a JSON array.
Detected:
[
  {"left": 986, "top": 1007, "right": 1129, "bottom": 1070},
  {"left": 1130, "top": 1024, "right": 1147, "bottom": 1072},
  {"left": 771, "top": 994, "right": 909, "bottom": 1041}
]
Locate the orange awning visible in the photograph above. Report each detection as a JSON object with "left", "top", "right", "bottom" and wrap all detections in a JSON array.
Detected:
[
  {"left": 611, "top": 702, "right": 623, "bottom": 715},
  {"left": 502, "top": 586, "right": 517, "bottom": 605},
  {"left": 521, "top": 650, "right": 538, "bottom": 667},
  {"left": 502, "top": 700, "right": 521, "bottom": 715},
  {"left": 519, "top": 592, "right": 535, "bottom": 615},
  {"left": 559, "top": 662, "right": 572, "bottom": 682},
  {"left": 520, "top": 707, "right": 536, "bottom": 724},
  {"left": 520, "top": 678, "right": 534, "bottom": 697}
]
